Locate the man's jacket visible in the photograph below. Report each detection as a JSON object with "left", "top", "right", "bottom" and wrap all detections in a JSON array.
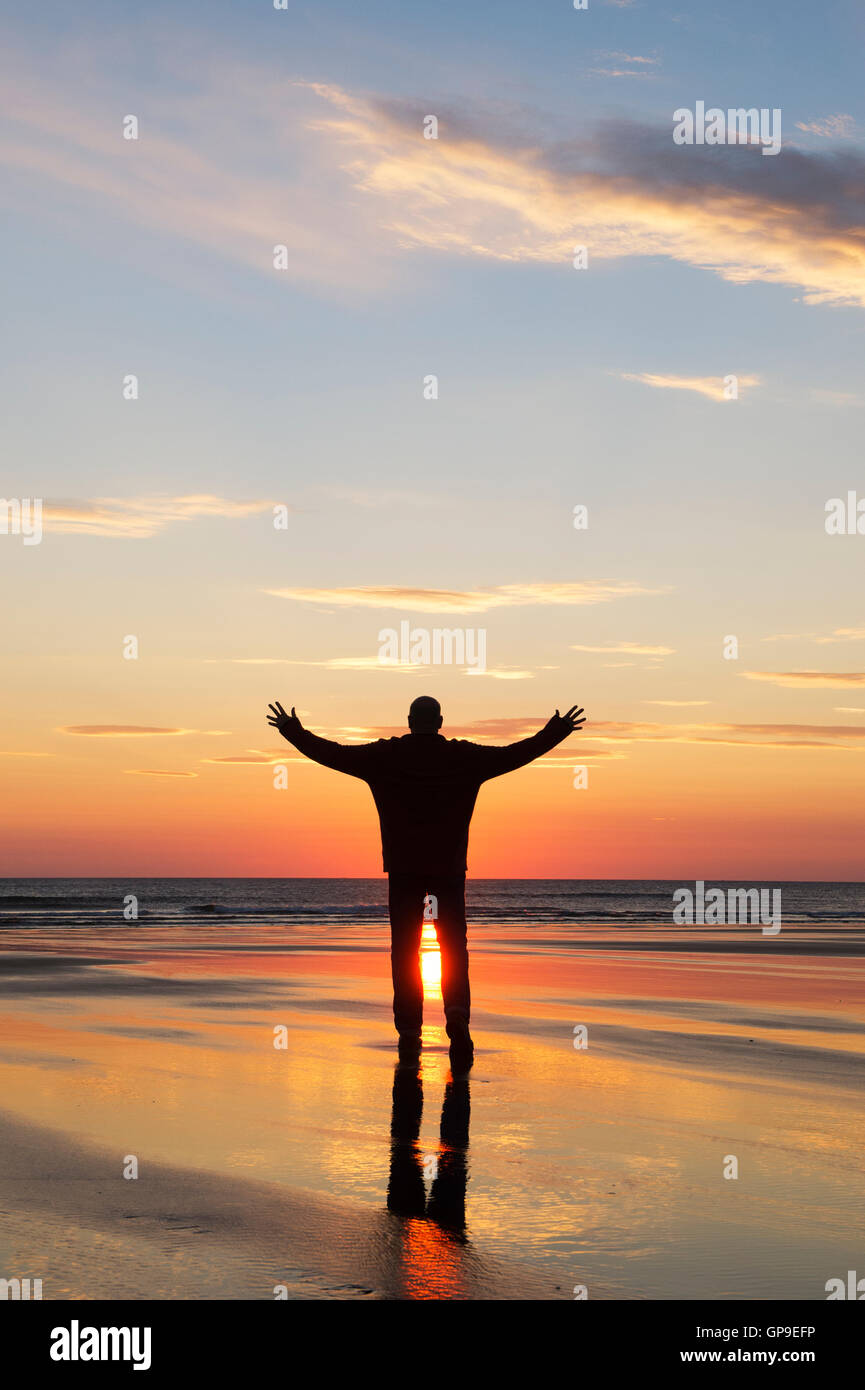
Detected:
[{"left": 284, "top": 721, "right": 570, "bottom": 874}]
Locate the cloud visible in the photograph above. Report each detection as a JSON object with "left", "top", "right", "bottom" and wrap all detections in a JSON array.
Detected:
[
  {"left": 743, "top": 671, "right": 865, "bottom": 689},
  {"left": 320, "top": 657, "right": 417, "bottom": 672},
  {"left": 644, "top": 700, "right": 710, "bottom": 707},
  {"left": 60, "top": 726, "right": 230, "bottom": 738},
  {"left": 125, "top": 769, "right": 198, "bottom": 777},
  {"left": 584, "top": 718, "right": 865, "bottom": 749},
  {"left": 214, "top": 655, "right": 533, "bottom": 676},
  {"left": 589, "top": 69, "right": 655, "bottom": 79},
  {"left": 302, "top": 86, "right": 865, "bottom": 307},
  {"left": 264, "top": 581, "right": 663, "bottom": 613},
  {"left": 303, "top": 656, "right": 421, "bottom": 672},
  {"left": 463, "top": 667, "right": 535, "bottom": 679},
  {"left": 0, "top": 57, "right": 396, "bottom": 293},
  {"left": 5, "top": 51, "right": 865, "bottom": 308},
  {"left": 202, "top": 749, "right": 308, "bottom": 764},
  {"left": 203, "top": 755, "right": 276, "bottom": 764},
  {"left": 691, "top": 737, "right": 845, "bottom": 750},
  {"left": 210, "top": 658, "right": 320, "bottom": 665},
  {"left": 589, "top": 53, "right": 658, "bottom": 79},
  {"left": 621, "top": 372, "right": 760, "bottom": 401},
  {"left": 762, "top": 628, "right": 865, "bottom": 644},
  {"left": 571, "top": 642, "right": 675, "bottom": 656},
  {"left": 722, "top": 723, "right": 865, "bottom": 740},
  {"left": 43, "top": 495, "right": 275, "bottom": 539},
  {"left": 795, "top": 114, "right": 854, "bottom": 139},
  {"left": 534, "top": 750, "right": 626, "bottom": 763},
  {"left": 316, "top": 658, "right": 533, "bottom": 677},
  {"left": 59, "top": 725, "right": 195, "bottom": 737}
]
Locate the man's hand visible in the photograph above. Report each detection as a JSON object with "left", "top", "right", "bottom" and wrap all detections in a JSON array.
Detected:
[
  {"left": 544, "top": 705, "right": 586, "bottom": 738},
  {"left": 267, "top": 700, "right": 303, "bottom": 741}
]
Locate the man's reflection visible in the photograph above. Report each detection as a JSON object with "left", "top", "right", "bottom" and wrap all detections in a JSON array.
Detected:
[{"left": 387, "top": 1061, "right": 471, "bottom": 1236}]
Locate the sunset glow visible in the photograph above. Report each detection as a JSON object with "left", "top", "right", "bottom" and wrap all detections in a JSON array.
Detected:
[
  {"left": 1, "top": 7, "right": 863, "bottom": 885},
  {"left": 420, "top": 921, "right": 442, "bottom": 998}
]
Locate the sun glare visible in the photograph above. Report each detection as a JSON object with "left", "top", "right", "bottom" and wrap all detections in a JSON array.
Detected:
[{"left": 420, "top": 919, "right": 441, "bottom": 997}]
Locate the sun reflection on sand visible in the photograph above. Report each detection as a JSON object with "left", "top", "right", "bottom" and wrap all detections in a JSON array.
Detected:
[
  {"left": 3, "top": 921, "right": 865, "bottom": 1298},
  {"left": 396, "top": 1216, "right": 466, "bottom": 1299}
]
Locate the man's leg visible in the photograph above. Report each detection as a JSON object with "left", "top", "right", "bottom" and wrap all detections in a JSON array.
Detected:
[
  {"left": 431, "top": 875, "right": 472, "bottom": 1051},
  {"left": 387, "top": 873, "right": 425, "bottom": 1039}
]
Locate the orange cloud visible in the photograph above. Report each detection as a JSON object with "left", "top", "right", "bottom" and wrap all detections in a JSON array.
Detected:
[
  {"left": 572, "top": 642, "right": 675, "bottom": 655},
  {"left": 213, "top": 655, "right": 535, "bottom": 677},
  {"left": 644, "top": 700, "right": 711, "bottom": 707},
  {"left": 795, "top": 114, "right": 854, "bottom": 139},
  {"left": 125, "top": 769, "right": 198, "bottom": 777},
  {"left": 743, "top": 671, "right": 865, "bottom": 689},
  {"left": 762, "top": 628, "right": 865, "bottom": 644},
  {"left": 621, "top": 372, "right": 760, "bottom": 401},
  {"left": 579, "top": 719, "right": 865, "bottom": 749},
  {"left": 305, "top": 86, "right": 865, "bottom": 307},
  {"left": 264, "top": 581, "right": 663, "bottom": 613},
  {"left": 463, "top": 668, "right": 535, "bottom": 680},
  {"left": 202, "top": 750, "right": 307, "bottom": 764},
  {"left": 59, "top": 726, "right": 195, "bottom": 737},
  {"left": 234, "top": 656, "right": 422, "bottom": 672},
  {"left": 43, "top": 496, "right": 276, "bottom": 539}
]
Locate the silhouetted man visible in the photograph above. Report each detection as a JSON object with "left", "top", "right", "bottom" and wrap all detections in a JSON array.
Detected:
[{"left": 267, "top": 696, "right": 585, "bottom": 1065}]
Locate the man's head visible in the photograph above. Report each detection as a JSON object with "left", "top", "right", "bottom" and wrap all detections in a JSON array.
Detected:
[{"left": 408, "top": 695, "right": 443, "bottom": 736}]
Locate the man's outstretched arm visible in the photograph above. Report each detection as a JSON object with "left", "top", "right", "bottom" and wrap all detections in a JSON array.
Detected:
[
  {"left": 470, "top": 705, "right": 586, "bottom": 780},
  {"left": 267, "top": 701, "right": 380, "bottom": 778}
]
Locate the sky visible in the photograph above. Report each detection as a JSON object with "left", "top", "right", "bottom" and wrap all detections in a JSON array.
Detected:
[{"left": 1, "top": 0, "right": 864, "bottom": 879}]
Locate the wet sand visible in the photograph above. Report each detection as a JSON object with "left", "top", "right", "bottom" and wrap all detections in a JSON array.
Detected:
[{"left": 1, "top": 921, "right": 864, "bottom": 1299}]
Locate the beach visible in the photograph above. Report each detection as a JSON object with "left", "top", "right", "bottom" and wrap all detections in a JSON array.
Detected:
[{"left": 1, "top": 890, "right": 864, "bottom": 1300}]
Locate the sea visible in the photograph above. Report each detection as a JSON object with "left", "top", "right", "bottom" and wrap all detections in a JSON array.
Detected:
[{"left": 1, "top": 879, "right": 864, "bottom": 929}]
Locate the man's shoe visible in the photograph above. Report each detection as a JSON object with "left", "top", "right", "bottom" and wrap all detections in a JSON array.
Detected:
[
  {"left": 446, "top": 1014, "right": 474, "bottom": 1068},
  {"left": 397, "top": 1029, "right": 422, "bottom": 1061}
]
